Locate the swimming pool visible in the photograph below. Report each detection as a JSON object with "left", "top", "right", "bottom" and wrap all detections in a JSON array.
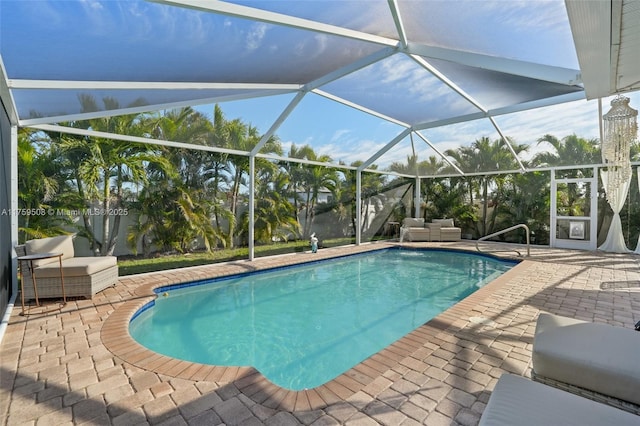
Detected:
[{"left": 129, "top": 248, "right": 515, "bottom": 390}]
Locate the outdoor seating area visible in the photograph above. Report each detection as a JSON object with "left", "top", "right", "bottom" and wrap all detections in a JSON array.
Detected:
[
  {"left": 16, "top": 235, "right": 118, "bottom": 300},
  {"left": 401, "top": 217, "right": 462, "bottom": 242}
]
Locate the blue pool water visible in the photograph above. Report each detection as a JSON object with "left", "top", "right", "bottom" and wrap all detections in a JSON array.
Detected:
[{"left": 129, "top": 249, "right": 515, "bottom": 390}]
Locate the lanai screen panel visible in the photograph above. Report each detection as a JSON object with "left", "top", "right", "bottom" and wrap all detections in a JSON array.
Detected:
[
  {"left": 321, "top": 54, "right": 482, "bottom": 127},
  {"left": 1, "top": 0, "right": 596, "bottom": 169},
  {"left": 13, "top": 89, "right": 288, "bottom": 123},
  {"left": 228, "top": 0, "right": 399, "bottom": 38},
  {"left": 1, "top": 0, "right": 382, "bottom": 122},
  {"left": 2, "top": 1, "right": 382, "bottom": 82},
  {"left": 419, "top": 58, "right": 584, "bottom": 113},
  {"left": 398, "top": 0, "right": 579, "bottom": 69}
]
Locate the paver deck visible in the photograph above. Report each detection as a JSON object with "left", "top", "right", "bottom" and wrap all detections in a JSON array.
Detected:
[{"left": 1, "top": 241, "right": 639, "bottom": 425}]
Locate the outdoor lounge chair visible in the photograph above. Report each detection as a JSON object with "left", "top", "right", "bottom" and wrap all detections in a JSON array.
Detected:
[
  {"left": 479, "top": 374, "right": 639, "bottom": 426},
  {"left": 16, "top": 235, "right": 118, "bottom": 299},
  {"left": 531, "top": 312, "right": 640, "bottom": 415}
]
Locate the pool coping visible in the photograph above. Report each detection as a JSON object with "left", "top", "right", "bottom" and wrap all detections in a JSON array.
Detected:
[{"left": 101, "top": 245, "right": 530, "bottom": 412}]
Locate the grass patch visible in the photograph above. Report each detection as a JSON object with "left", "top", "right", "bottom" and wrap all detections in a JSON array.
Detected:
[{"left": 117, "top": 238, "right": 360, "bottom": 276}]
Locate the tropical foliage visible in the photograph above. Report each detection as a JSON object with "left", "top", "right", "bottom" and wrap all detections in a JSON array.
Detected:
[{"left": 16, "top": 103, "right": 640, "bottom": 260}]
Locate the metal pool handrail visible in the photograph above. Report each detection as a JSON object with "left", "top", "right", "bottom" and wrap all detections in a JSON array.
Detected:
[{"left": 476, "top": 224, "right": 530, "bottom": 257}]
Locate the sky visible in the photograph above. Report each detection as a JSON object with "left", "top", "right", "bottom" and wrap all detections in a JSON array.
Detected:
[
  {"left": 199, "top": 89, "right": 640, "bottom": 170},
  {"left": 3, "top": 0, "right": 639, "bottom": 173}
]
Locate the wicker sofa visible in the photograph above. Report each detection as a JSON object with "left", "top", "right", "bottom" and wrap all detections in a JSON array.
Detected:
[
  {"left": 401, "top": 218, "right": 431, "bottom": 241},
  {"left": 401, "top": 217, "right": 462, "bottom": 242},
  {"left": 431, "top": 218, "right": 462, "bottom": 241},
  {"left": 16, "top": 235, "right": 118, "bottom": 299}
]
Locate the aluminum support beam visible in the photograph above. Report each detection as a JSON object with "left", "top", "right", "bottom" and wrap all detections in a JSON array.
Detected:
[
  {"left": 359, "top": 128, "right": 412, "bottom": 171},
  {"left": 488, "top": 116, "right": 526, "bottom": 172},
  {"left": 153, "top": 0, "right": 397, "bottom": 47},
  {"left": 412, "top": 131, "right": 464, "bottom": 175},
  {"left": 356, "top": 171, "right": 362, "bottom": 245},
  {"left": 414, "top": 176, "right": 421, "bottom": 218},
  {"left": 248, "top": 156, "right": 255, "bottom": 260},
  {"left": 251, "top": 91, "right": 306, "bottom": 156},
  {"left": 388, "top": 0, "right": 409, "bottom": 49},
  {"left": 19, "top": 90, "right": 294, "bottom": 128},
  {"left": 407, "top": 43, "right": 582, "bottom": 86}
]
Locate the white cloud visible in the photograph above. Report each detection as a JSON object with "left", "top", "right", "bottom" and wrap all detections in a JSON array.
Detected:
[
  {"left": 246, "top": 23, "right": 269, "bottom": 51},
  {"left": 330, "top": 129, "right": 351, "bottom": 144}
]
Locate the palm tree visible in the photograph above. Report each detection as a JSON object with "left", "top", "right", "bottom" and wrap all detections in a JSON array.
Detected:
[
  {"left": 388, "top": 154, "right": 446, "bottom": 176},
  {"left": 287, "top": 144, "right": 337, "bottom": 237},
  {"left": 242, "top": 164, "right": 300, "bottom": 244},
  {"left": 223, "top": 122, "right": 282, "bottom": 247},
  {"left": 129, "top": 107, "right": 231, "bottom": 254},
  {"left": 53, "top": 96, "right": 168, "bottom": 255},
  {"left": 336, "top": 161, "right": 386, "bottom": 238},
  {"left": 388, "top": 154, "right": 420, "bottom": 176},
  {"left": 446, "top": 137, "right": 528, "bottom": 236},
  {"left": 16, "top": 128, "right": 69, "bottom": 241},
  {"left": 534, "top": 134, "right": 600, "bottom": 171},
  {"left": 534, "top": 134, "right": 600, "bottom": 226},
  {"left": 496, "top": 169, "right": 550, "bottom": 243}
]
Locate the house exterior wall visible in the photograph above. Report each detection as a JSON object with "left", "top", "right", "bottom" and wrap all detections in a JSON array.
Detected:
[{"left": 0, "top": 101, "right": 13, "bottom": 319}]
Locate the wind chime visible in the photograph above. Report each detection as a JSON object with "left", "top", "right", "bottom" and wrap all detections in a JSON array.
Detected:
[{"left": 601, "top": 94, "right": 638, "bottom": 203}]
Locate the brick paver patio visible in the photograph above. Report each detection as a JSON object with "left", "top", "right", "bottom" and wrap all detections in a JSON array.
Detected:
[{"left": 1, "top": 241, "right": 639, "bottom": 425}]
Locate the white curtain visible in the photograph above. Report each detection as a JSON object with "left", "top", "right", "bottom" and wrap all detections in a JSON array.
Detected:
[
  {"left": 635, "top": 168, "right": 640, "bottom": 254},
  {"left": 599, "top": 170, "right": 631, "bottom": 253}
]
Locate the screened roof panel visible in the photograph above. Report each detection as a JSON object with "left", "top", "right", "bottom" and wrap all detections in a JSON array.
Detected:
[
  {"left": 2, "top": 0, "right": 382, "bottom": 83},
  {"left": 275, "top": 92, "right": 403, "bottom": 166},
  {"left": 423, "top": 58, "right": 584, "bottom": 111},
  {"left": 227, "top": 0, "right": 399, "bottom": 39},
  {"left": 399, "top": 0, "right": 579, "bottom": 69},
  {"left": 321, "top": 54, "right": 482, "bottom": 127},
  {"left": 4, "top": 0, "right": 638, "bottom": 173},
  {"left": 15, "top": 88, "right": 287, "bottom": 124}
]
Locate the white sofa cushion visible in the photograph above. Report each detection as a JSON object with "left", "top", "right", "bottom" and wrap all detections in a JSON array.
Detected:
[
  {"left": 480, "top": 374, "right": 640, "bottom": 426},
  {"left": 532, "top": 312, "right": 640, "bottom": 405},
  {"left": 402, "top": 218, "right": 424, "bottom": 228},
  {"left": 25, "top": 235, "right": 75, "bottom": 267},
  {"left": 432, "top": 218, "right": 455, "bottom": 227}
]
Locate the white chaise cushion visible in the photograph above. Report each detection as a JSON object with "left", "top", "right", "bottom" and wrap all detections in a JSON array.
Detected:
[
  {"left": 34, "top": 256, "right": 117, "bottom": 278},
  {"left": 480, "top": 374, "right": 639, "bottom": 426},
  {"left": 25, "top": 235, "right": 75, "bottom": 267},
  {"left": 532, "top": 312, "right": 640, "bottom": 405}
]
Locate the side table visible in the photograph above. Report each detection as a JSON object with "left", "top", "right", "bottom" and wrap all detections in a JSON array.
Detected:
[{"left": 17, "top": 252, "right": 66, "bottom": 315}]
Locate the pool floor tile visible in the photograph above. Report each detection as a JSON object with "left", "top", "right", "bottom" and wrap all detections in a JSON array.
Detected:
[{"left": 2, "top": 241, "right": 640, "bottom": 425}]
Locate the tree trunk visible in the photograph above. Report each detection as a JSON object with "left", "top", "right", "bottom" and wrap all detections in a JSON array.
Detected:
[
  {"left": 101, "top": 168, "right": 110, "bottom": 256},
  {"left": 75, "top": 171, "right": 99, "bottom": 255},
  {"left": 482, "top": 179, "right": 488, "bottom": 236},
  {"left": 228, "top": 168, "right": 243, "bottom": 248}
]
